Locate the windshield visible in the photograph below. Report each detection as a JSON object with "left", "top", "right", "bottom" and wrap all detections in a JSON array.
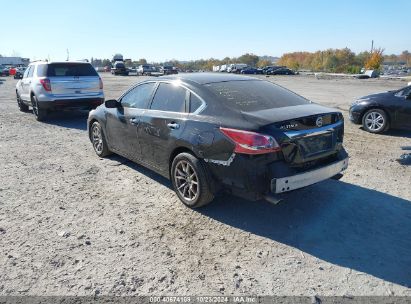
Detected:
[{"left": 205, "top": 80, "right": 310, "bottom": 112}]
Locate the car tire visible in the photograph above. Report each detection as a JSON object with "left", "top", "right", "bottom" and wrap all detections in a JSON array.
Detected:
[
  {"left": 171, "top": 152, "right": 214, "bottom": 208},
  {"left": 31, "top": 95, "right": 47, "bottom": 121},
  {"left": 16, "top": 92, "right": 29, "bottom": 112},
  {"left": 90, "top": 121, "right": 111, "bottom": 157},
  {"left": 362, "top": 109, "right": 389, "bottom": 133}
]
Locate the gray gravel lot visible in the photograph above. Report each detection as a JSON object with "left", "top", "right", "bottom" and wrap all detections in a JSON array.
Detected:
[{"left": 0, "top": 74, "right": 410, "bottom": 296}]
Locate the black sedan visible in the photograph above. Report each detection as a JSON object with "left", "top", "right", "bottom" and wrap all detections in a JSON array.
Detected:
[
  {"left": 88, "top": 73, "right": 348, "bottom": 208},
  {"left": 268, "top": 68, "right": 295, "bottom": 75},
  {"left": 240, "top": 67, "right": 263, "bottom": 75},
  {"left": 349, "top": 85, "right": 411, "bottom": 133}
]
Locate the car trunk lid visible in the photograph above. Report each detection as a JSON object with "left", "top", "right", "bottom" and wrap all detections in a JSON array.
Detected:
[{"left": 241, "top": 104, "right": 344, "bottom": 165}]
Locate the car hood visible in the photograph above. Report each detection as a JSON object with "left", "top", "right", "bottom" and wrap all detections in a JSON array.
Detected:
[
  {"left": 358, "top": 91, "right": 394, "bottom": 101},
  {"left": 240, "top": 103, "right": 339, "bottom": 127}
]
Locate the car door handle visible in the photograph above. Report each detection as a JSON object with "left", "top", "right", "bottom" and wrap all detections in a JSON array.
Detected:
[
  {"left": 167, "top": 122, "right": 180, "bottom": 129},
  {"left": 130, "top": 118, "right": 139, "bottom": 126}
]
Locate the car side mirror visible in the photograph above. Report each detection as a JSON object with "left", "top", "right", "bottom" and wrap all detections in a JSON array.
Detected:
[{"left": 105, "top": 99, "right": 119, "bottom": 108}]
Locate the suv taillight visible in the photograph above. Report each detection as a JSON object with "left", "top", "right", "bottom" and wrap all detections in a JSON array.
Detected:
[
  {"left": 99, "top": 77, "right": 103, "bottom": 90},
  {"left": 220, "top": 127, "right": 281, "bottom": 155},
  {"left": 40, "top": 78, "right": 51, "bottom": 91}
]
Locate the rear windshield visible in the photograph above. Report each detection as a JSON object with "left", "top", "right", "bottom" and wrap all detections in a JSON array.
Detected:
[
  {"left": 205, "top": 80, "right": 310, "bottom": 111},
  {"left": 46, "top": 63, "right": 98, "bottom": 77}
]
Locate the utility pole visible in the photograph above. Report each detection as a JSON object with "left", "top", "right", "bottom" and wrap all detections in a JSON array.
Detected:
[
  {"left": 66, "top": 49, "right": 70, "bottom": 61},
  {"left": 370, "top": 40, "right": 374, "bottom": 53}
]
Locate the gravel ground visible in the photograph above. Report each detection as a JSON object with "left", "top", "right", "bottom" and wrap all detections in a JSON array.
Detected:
[{"left": 0, "top": 74, "right": 410, "bottom": 296}]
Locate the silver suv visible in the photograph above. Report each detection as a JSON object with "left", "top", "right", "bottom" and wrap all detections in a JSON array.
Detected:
[{"left": 16, "top": 61, "right": 104, "bottom": 121}]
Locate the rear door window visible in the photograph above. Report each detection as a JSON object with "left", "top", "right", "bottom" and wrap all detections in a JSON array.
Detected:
[
  {"left": 47, "top": 63, "right": 98, "bottom": 77},
  {"left": 150, "top": 83, "right": 187, "bottom": 113},
  {"left": 121, "top": 82, "right": 156, "bottom": 109}
]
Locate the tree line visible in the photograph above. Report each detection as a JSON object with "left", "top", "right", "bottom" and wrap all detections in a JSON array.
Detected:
[
  {"left": 278, "top": 49, "right": 410, "bottom": 73},
  {"left": 89, "top": 49, "right": 410, "bottom": 73}
]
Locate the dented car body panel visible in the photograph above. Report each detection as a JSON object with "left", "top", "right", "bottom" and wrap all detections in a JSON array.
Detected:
[{"left": 88, "top": 73, "right": 348, "bottom": 200}]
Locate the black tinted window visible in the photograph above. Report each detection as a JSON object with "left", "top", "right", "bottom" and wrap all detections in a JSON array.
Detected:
[
  {"left": 121, "top": 82, "right": 156, "bottom": 108},
  {"left": 190, "top": 93, "right": 203, "bottom": 113},
  {"left": 46, "top": 63, "right": 98, "bottom": 77},
  {"left": 205, "top": 80, "right": 309, "bottom": 111},
  {"left": 150, "top": 83, "right": 186, "bottom": 112}
]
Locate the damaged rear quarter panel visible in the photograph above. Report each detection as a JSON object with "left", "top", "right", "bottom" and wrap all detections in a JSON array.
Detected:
[{"left": 182, "top": 116, "right": 237, "bottom": 162}]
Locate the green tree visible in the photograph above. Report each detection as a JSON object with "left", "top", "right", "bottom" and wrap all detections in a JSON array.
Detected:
[{"left": 237, "top": 53, "right": 259, "bottom": 66}]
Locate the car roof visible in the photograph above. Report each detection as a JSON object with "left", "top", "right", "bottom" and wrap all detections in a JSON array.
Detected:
[
  {"left": 30, "top": 61, "right": 90, "bottom": 65},
  {"left": 160, "top": 72, "right": 260, "bottom": 85}
]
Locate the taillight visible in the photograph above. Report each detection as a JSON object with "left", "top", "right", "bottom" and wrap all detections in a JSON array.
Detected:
[
  {"left": 220, "top": 127, "right": 281, "bottom": 155},
  {"left": 40, "top": 78, "right": 51, "bottom": 92},
  {"left": 99, "top": 77, "right": 103, "bottom": 90}
]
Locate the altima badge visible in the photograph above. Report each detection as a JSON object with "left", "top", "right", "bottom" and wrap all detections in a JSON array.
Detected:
[{"left": 316, "top": 116, "right": 323, "bottom": 127}]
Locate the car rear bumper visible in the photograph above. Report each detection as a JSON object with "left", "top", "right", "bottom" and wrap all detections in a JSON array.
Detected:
[
  {"left": 271, "top": 157, "right": 348, "bottom": 194},
  {"left": 38, "top": 98, "right": 104, "bottom": 110},
  {"left": 207, "top": 148, "right": 348, "bottom": 201}
]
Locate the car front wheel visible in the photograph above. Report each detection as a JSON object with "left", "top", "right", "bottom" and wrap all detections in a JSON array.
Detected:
[
  {"left": 171, "top": 153, "right": 214, "bottom": 208},
  {"left": 362, "top": 109, "right": 388, "bottom": 133}
]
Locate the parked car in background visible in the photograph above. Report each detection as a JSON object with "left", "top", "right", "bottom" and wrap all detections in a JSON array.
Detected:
[
  {"left": 128, "top": 67, "right": 138, "bottom": 75},
  {"left": 349, "top": 85, "right": 411, "bottom": 133},
  {"left": 88, "top": 73, "right": 348, "bottom": 208},
  {"left": 263, "top": 66, "right": 286, "bottom": 74},
  {"left": 111, "top": 61, "right": 129, "bottom": 75},
  {"left": 160, "top": 65, "right": 178, "bottom": 75},
  {"left": 0, "top": 66, "right": 10, "bottom": 76},
  {"left": 240, "top": 67, "right": 263, "bottom": 74},
  {"left": 137, "top": 64, "right": 157, "bottom": 76},
  {"left": 16, "top": 61, "right": 104, "bottom": 121},
  {"left": 14, "top": 67, "right": 26, "bottom": 79},
  {"left": 267, "top": 68, "right": 295, "bottom": 75},
  {"left": 228, "top": 63, "right": 248, "bottom": 73}
]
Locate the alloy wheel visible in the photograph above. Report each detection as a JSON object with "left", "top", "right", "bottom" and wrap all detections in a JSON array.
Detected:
[
  {"left": 174, "top": 160, "right": 199, "bottom": 202},
  {"left": 92, "top": 124, "right": 104, "bottom": 154},
  {"left": 364, "top": 111, "right": 384, "bottom": 132}
]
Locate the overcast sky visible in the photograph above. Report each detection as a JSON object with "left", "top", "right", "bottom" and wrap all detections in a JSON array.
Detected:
[{"left": 1, "top": 0, "right": 410, "bottom": 62}]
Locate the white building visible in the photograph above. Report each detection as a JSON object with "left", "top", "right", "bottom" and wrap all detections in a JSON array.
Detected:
[{"left": 0, "top": 57, "right": 30, "bottom": 66}]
